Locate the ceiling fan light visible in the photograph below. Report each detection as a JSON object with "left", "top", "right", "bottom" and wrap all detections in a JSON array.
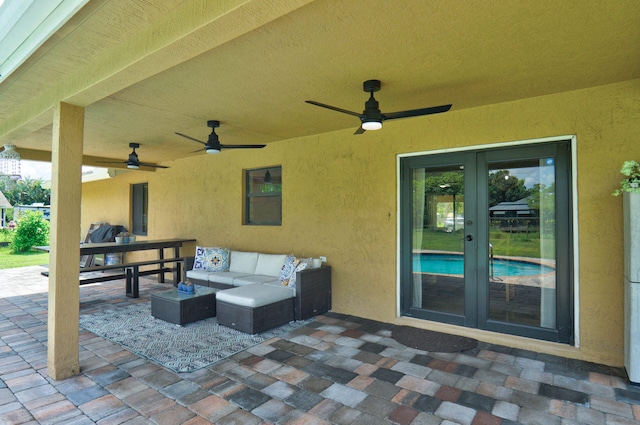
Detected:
[
  {"left": 206, "top": 148, "right": 221, "bottom": 154},
  {"left": 362, "top": 120, "right": 382, "bottom": 131},
  {"left": 127, "top": 163, "right": 139, "bottom": 169}
]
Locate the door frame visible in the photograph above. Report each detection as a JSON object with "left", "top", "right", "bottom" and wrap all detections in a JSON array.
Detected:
[{"left": 396, "top": 135, "right": 580, "bottom": 346}]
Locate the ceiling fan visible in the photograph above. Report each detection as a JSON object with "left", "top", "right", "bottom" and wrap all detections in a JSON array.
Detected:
[
  {"left": 175, "top": 120, "right": 266, "bottom": 154},
  {"left": 98, "top": 143, "right": 169, "bottom": 170},
  {"left": 306, "top": 79, "right": 452, "bottom": 134}
]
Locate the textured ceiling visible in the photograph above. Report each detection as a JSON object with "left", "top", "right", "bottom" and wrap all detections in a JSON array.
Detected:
[{"left": 0, "top": 0, "right": 639, "bottom": 168}]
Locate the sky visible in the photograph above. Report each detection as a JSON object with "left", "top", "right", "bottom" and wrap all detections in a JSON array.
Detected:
[
  {"left": 19, "top": 160, "right": 105, "bottom": 181},
  {"left": 21, "top": 160, "right": 51, "bottom": 180}
]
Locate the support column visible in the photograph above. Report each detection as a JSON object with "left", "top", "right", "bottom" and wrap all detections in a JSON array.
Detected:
[{"left": 47, "top": 102, "right": 84, "bottom": 380}]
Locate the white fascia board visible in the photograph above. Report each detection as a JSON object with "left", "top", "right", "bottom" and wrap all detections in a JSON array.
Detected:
[{"left": 0, "top": 0, "right": 89, "bottom": 83}]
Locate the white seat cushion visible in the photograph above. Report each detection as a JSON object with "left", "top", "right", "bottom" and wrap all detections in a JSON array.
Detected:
[
  {"left": 254, "top": 254, "right": 287, "bottom": 277},
  {"left": 216, "top": 284, "right": 293, "bottom": 308},
  {"left": 232, "top": 275, "right": 281, "bottom": 286},
  {"left": 229, "top": 251, "right": 259, "bottom": 274},
  {"left": 207, "top": 271, "right": 253, "bottom": 285},
  {"left": 263, "top": 280, "right": 296, "bottom": 297},
  {"left": 186, "top": 269, "right": 211, "bottom": 281}
]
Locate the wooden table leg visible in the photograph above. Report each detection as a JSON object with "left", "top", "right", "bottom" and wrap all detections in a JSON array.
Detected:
[
  {"left": 173, "top": 246, "right": 181, "bottom": 285},
  {"left": 158, "top": 248, "right": 165, "bottom": 283},
  {"left": 133, "top": 266, "right": 140, "bottom": 298},
  {"left": 126, "top": 268, "right": 134, "bottom": 298},
  {"left": 126, "top": 267, "right": 140, "bottom": 298}
]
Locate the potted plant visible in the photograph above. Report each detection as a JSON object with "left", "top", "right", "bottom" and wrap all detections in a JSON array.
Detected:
[
  {"left": 115, "top": 231, "right": 130, "bottom": 244},
  {"left": 612, "top": 160, "right": 640, "bottom": 196}
]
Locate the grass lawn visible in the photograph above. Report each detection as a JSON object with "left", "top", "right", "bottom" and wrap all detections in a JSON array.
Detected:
[
  {"left": 415, "top": 228, "right": 555, "bottom": 259},
  {"left": 0, "top": 246, "right": 49, "bottom": 270}
]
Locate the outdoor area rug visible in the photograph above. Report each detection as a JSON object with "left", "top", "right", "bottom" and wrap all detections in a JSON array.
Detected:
[
  {"left": 79, "top": 302, "right": 307, "bottom": 373},
  {"left": 392, "top": 325, "right": 478, "bottom": 353}
]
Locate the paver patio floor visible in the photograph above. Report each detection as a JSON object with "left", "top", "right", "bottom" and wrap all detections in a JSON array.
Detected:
[{"left": 1, "top": 265, "right": 639, "bottom": 424}]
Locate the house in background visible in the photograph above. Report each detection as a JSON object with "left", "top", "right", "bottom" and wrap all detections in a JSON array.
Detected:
[
  {"left": 0, "top": 0, "right": 638, "bottom": 380},
  {"left": 13, "top": 203, "right": 50, "bottom": 221},
  {"left": 489, "top": 198, "right": 538, "bottom": 232},
  {"left": 0, "top": 190, "right": 11, "bottom": 227}
]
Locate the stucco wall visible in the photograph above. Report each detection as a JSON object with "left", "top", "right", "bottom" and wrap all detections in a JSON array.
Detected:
[{"left": 81, "top": 79, "right": 640, "bottom": 366}]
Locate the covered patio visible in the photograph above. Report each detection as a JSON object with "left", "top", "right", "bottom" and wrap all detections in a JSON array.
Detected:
[{"left": 1, "top": 266, "right": 639, "bottom": 424}]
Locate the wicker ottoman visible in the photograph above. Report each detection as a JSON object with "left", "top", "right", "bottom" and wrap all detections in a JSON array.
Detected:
[
  {"left": 216, "top": 284, "right": 294, "bottom": 334},
  {"left": 151, "top": 285, "right": 217, "bottom": 325}
]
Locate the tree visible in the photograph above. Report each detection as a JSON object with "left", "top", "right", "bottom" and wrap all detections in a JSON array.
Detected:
[
  {"left": 488, "top": 170, "right": 531, "bottom": 207},
  {"left": 11, "top": 210, "right": 50, "bottom": 253},
  {"left": 527, "top": 182, "right": 556, "bottom": 235},
  {"left": 0, "top": 177, "right": 51, "bottom": 207},
  {"left": 414, "top": 171, "right": 464, "bottom": 229},
  {"left": 421, "top": 171, "right": 465, "bottom": 196}
]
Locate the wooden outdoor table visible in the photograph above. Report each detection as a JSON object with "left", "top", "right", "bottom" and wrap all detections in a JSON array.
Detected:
[{"left": 35, "top": 238, "right": 196, "bottom": 297}]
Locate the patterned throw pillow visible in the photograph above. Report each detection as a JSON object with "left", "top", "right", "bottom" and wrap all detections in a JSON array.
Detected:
[
  {"left": 193, "top": 246, "right": 208, "bottom": 270},
  {"left": 193, "top": 246, "right": 229, "bottom": 272},
  {"left": 205, "top": 247, "right": 230, "bottom": 272},
  {"left": 278, "top": 255, "right": 297, "bottom": 285},
  {"left": 279, "top": 256, "right": 312, "bottom": 288}
]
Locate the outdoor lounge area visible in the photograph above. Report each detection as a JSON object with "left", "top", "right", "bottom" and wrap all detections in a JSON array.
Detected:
[
  {"left": 1, "top": 2, "right": 640, "bottom": 421},
  {"left": 2, "top": 266, "right": 640, "bottom": 424}
]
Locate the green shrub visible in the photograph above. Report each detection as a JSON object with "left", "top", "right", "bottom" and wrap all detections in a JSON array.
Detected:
[
  {"left": 0, "top": 228, "right": 13, "bottom": 243},
  {"left": 11, "top": 211, "right": 50, "bottom": 253}
]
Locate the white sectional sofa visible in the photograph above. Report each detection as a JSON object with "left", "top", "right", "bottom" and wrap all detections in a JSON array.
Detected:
[
  {"left": 185, "top": 248, "right": 331, "bottom": 333},
  {"left": 187, "top": 251, "right": 288, "bottom": 288}
]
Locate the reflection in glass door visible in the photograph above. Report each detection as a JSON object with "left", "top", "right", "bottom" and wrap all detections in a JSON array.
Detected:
[
  {"left": 486, "top": 158, "right": 557, "bottom": 329},
  {"left": 411, "top": 165, "right": 465, "bottom": 317},
  {"left": 401, "top": 142, "right": 573, "bottom": 343}
]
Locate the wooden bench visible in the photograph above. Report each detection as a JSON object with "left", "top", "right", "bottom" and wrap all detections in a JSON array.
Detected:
[{"left": 79, "top": 257, "right": 188, "bottom": 298}]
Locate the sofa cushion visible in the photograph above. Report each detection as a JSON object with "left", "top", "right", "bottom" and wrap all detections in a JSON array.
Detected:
[
  {"left": 229, "top": 251, "right": 259, "bottom": 274},
  {"left": 264, "top": 280, "right": 296, "bottom": 297},
  {"left": 254, "top": 253, "right": 287, "bottom": 277},
  {"left": 233, "top": 275, "right": 281, "bottom": 286},
  {"left": 186, "top": 269, "right": 211, "bottom": 281},
  {"left": 193, "top": 246, "right": 229, "bottom": 272},
  {"left": 207, "top": 271, "right": 253, "bottom": 285},
  {"left": 216, "top": 283, "right": 292, "bottom": 308}
]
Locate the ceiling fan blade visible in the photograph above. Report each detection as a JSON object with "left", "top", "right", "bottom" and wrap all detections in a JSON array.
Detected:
[
  {"left": 175, "top": 132, "right": 206, "bottom": 145},
  {"left": 97, "top": 160, "right": 127, "bottom": 165},
  {"left": 354, "top": 126, "right": 366, "bottom": 135},
  {"left": 383, "top": 104, "right": 452, "bottom": 121},
  {"left": 138, "top": 162, "right": 170, "bottom": 169},
  {"left": 219, "top": 144, "right": 266, "bottom": 149},
  {"left": 305, "top": 100, "right": 362, "bottom": 117}
]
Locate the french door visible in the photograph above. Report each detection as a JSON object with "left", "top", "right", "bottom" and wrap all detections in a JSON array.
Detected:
[{"left": 400, "top": 141, "right": 573, "bottom": 343}]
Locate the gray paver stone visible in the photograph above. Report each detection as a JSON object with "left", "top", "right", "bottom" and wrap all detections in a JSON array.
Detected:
[
  {"left": 321, "top": 383, "right": 368, "bottom": 407},
  {"left": 435, "top": 401, "right": 476, "bottom": 425},
  {"left": 492, "top": 400, "right": 519, "bottom": 421}
]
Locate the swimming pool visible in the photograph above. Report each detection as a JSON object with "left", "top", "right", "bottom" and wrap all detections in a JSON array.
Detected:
[{"left": 413, "top": 253, "right": 554, "bottom": 276}]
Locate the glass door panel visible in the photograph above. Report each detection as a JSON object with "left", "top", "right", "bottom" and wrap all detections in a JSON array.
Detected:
[
  {"left": 486, "top": 159, "right": 557, "bottom": 328},
  {"left": 401, "top": 141, "right": 572, "bottom": 343},
  {"left": 411, "top": 165, "right": 465, "bottom": 316}
]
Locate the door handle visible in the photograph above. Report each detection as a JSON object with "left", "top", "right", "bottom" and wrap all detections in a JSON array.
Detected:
[{"left": 466, "top": 234, "right": 473, "bottom": 241}]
